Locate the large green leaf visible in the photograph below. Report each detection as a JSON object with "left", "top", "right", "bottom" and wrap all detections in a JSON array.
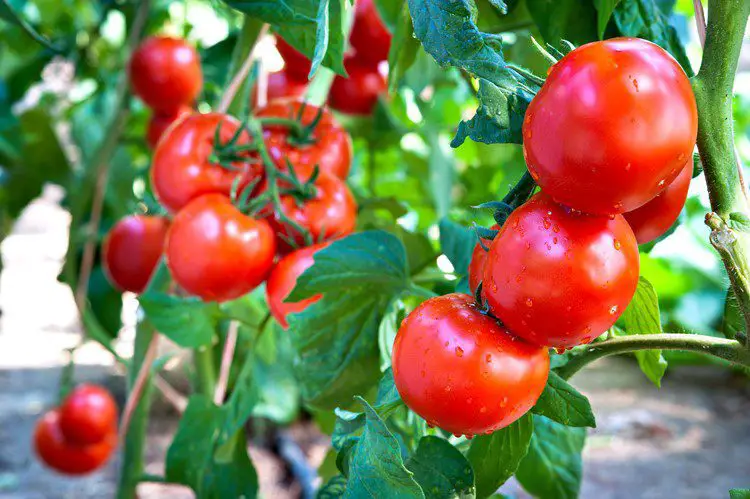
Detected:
[
  {"left": 526, "top": 0, "right": 598, "bottom": 45},
  {"left": 532, "top": 371, "right": 596, "bottom": 428},
  {"left": 438, "top": 219, "right": 476, "bottom": 278},
  {"left": 730, "top": 490, "right": 750, "bottom": 499},
  {"left": 405, "top": 436, "right": 476, "bottom": 498},
  {"left": 593, "top": 0, "right": 622, "bottom": 38},
  {"left": 621, "top": 277, "right": 668, "bottom": 386},
  {"left": 139, "top": 293, "right": 220, "bottom": 348},
  {"left": 388, "top": 2, "right": 420, "bottom": 92}
]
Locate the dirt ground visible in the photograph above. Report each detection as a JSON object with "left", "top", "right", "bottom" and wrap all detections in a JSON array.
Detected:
[{"left": 0, "top": 190, "right": 748, "bottom": 499}]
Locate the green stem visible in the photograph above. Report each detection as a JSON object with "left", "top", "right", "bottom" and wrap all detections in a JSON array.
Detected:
[
  {"left": 194, "top": 346, "right": 217, "bottom": 396},
  {"left": 257, "top": 117, "right": 306, "bottom": 137},
  {"left": 221, "top": 16, "right": 265, "bottom": 116}
]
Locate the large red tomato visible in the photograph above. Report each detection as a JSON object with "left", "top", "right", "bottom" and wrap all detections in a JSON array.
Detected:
[
  {"left": 129, "top": 36, "right": 202, "bottom": 115},
  {"left": 251, "top": 70, "right": 308, "bottom": 109},
  {"left": 59, "top": 384, "right": 118, "bottom": 446},
  {"left": 166, "top": 194, "right": 276, "bottom": 302},
  {"left": 34, "top": 410, "right": 116, "bottom": 475},
  {"left": 151, "top": 113, "right": 262, "bottom": 213},
  {"left": 146, "top": 106, "right": 191, "bottom": 149},
  {"left": 256, "top": 99, "right": 352, "bottom": 180},
  {"left": 523, "top": 37, "right": 697, "bottom": 215},
  {"left": 624, "top": 159, "right": 692, "bottom": 244},
  {"left": 349, "top": 0, "right": 392, "bottom": 65},
  {"left": 266, "top": 242, "right": 329, "bottom": 329},
  {"left": 467, "top": 224, "right": 499, "bottom": 294},
  {"left": 329, "top": 57, "right": 387, "bottom": 116},
  {"left": 270, "top": 172, "right": 356, "bottom": 251},
  {"left": 275, "top": 37, "right": 311, "bottom": 82},
  {"left": 103, "top": 215, "right": 169, "bottom": 294},
  {"left": 392, "top": 293, "right": 549, "bottom": 437},
  {"left": 483, "top": 193, "right": 639, "bottom": 349}
]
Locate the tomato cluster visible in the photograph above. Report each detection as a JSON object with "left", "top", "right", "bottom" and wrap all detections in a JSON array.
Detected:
[
  {"left": 35, "top": 385, "right": 118, "bottom": 475},
  {"left": 393, "top": 38, "right": 697, "bottom": 437}
]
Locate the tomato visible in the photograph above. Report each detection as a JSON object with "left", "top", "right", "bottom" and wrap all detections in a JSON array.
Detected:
[
  {"left": 251, "top": 70, "right": 308, "bottom": 109},
  {"left": 624, "top": 159, "right": 692, "bottom": 244},
  {"left": 129, "top": 36, "right": 202, "bottom": 115},
  {"left": 152, "top": 113, "right": 262, "bottom": 213},
  {"left": 392, "top": 293, "right": 549, "bottom": 437},
  {"left": 166, "top": 194, "right": 276, "bottom": 302},
  {"left": 483, "top": 193, "right": 639, "bottom": 349},
  {"left": 266, "top": 242, "right": 329, "bottom": 328},
  {"left": 59, "top": 384, "right": 118, "bottom": 446},
  {"left": 146, "top": 106, "right": 191, "bottom": 149},
  {"left": 349, "top": 0, "right": 392, "bottom": 65},
  {"left": 276, "top": 37, "right": 311, "bottom": 82},
  {"left": 270, "top": 172, "right": 356, "bottom": 252},
  {"left": 467, "top": 225, "right": 499, "bottom": 294},
  {"left": 523, "top": 37, "right": 698, "bottom": 215},
  {"left": 329, "top": 57, "right": 387, "bottom": 116},
  {"left": 256, "top": 99, "right": 352, "bottom": 180},
  {"left": 34, "top": 409, "right": 116, "bottom": 475},
  {"left": 103, "top": 215, "right": 169, "bottom": 294}
]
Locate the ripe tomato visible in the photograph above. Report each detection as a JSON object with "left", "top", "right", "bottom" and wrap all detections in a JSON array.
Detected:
[
  {"left": 349, "top": 0, "right": 392, "bottom": 65},
  {"left": 523, "top": 37, "right": 697, "bottom": 215},
  {"left": 276, "top": 37, "right": 311, "bottom": 82},
  {"left": 266, "top": 242, "right": 329, "bottom": 328},
  {"left": 166, "top": 194, "right": 276, "bottom": 302},
  {"left": 146, "top": 106, "right": 191, "bottom": 149},
  {"left": 103, "top": 215, "right": 169, "bottom": 294},
  {"left": 329, "top": 57, "right": 387, "bottom": 116},
  {"left": 152, "top": 113, "right": 262, "bottom": 213},
  {"left": 34, "top": 410, "right": 116, "bottom": 475},
  {"left": 270, "top": 172, "right": 356, "bottom": 252},
  {"left": 392, "top": 293, "right": 549, "bottom": 437},
  {"left": 256, "top": 99, "right": 352, "bottom": 180},
  {"left": 624, "top": 159, "right": 692, "bottom": 244},
  {"left": 129, "top": 36, "right": 202, "bottom": 115},
  {"left": 251, "top": 70, "right": 308, "bottom": 109},
  {"left": 467, "top": 225, "right": 499, "bottom": 294},
  {"left": 59, "top": 384, "right": 118, "bottom": 446},
  {"left": 483, "top": 193, "right": 639, "bottom": 349}
]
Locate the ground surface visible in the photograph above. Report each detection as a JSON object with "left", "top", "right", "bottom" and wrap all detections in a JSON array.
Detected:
[{"left": 0, "top": 190, "right": 748, "bottom": 499}]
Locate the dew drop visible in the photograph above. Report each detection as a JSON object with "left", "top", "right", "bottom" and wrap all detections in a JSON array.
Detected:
[
  {"left": 465, "top": 433, "right": 475, "bottom": 440},
  {"left": 485, "top": 354, "right": 492, "bottom": 363},
  {"left": 444, "top": 341, "right": 449, "bottom": 347},
  {"left": 625, "top": 163, "right": 631, "bottom": 171},
  {"left": 658, "top": 179, "right": 666, "bottom": 187},
  {"left": 525, "top": 241, "right": 531, "bottom": 250},
  {"left": 632, "top": 78, "right": 639, "bottom": 91},
  {"left": 543, "top": 219, "right": 551, "bottom": 230},
  {"left": 515, "top": 274, "right": 523, "bottom": 283},
  {"left": 554, "top": 346, "right": 568, "bottom": 354},
  {"left": 479, "top": 406, "right": 487, "bottom": 414},
  {"left": 608, "top": 214, "right": 616, "bottom": 220},
  {"left": 553, "top": 237, "right": 558, "bottom": 244},
  {"left": 467, "top": 397, "right": 473, "bottom": 404},
  {"left": 525, "top": 298, "right": 533, "bottom": 307},
  {"left": 500, "top": 396, "right": 508, "bottom": 407},
  {"left": 613, "top": 239, "right": 621, "bottom": 250},
  {"left": 445, "top": 385, "right": 452, "bottom": 392},
  {"left": 455, "top": 346, "right": 464, "bottom": 357},
  {"left": 552, "top": 224, "right": 560, "bottom": 233},
  {"left": 609, "top": 305, "right": 619, "bottom": 315}
]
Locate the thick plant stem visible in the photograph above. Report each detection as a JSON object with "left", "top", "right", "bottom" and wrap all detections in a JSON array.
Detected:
[{"left": 194, "top": 346, "right": 217, "bottom": 396}]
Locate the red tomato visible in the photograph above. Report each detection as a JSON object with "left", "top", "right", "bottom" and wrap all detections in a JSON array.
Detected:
[
  {"left": 146, "top": 106, "right": 191, "bottom": 149},
  {"left": 523, "top": 37, "right": 697, "bottom": 215},
  {"left": 151, "top": 113, "right": 263, "bottom": 213},
  {"left": 483, "top": 193, "right": 639, "bottom": 349},
  {"left": 59, "top": 384, "right": 118, "bottom": 446},
  {"left": 34, "top": 409, "right": 116, "bottom": 475},
  {"left": 256, "top": 99, "right": 352, "bottom": 179},
  {"left": 251, "top": 70, "right": 308, "bottom": 109},
  {"left": 329, "top": 57, "right": 387, "bottom": 116},
  {"left": 103, "top": 215, "right": 169, "bottom": 294},
  {"left": 270, "top": 172, "right": 357, "bottom": 252},
  {"left": 392, "top": 293, "right": 549, "bottom": 437},
  {"left": 166, "top": 194, "right": 276, "bottom": 302},
  {"left": 276, "top": 37, "right": 311, "bottom": 82},
  {"left": 129, "top": 36, "right": 202, "bottom": 115},
  {"left": 350, "top": 0, "right": 392, "bottom": 65},
  {"left": 467, "top": 224, "right": 500, "bottom": 294},
  {"left": 266, "top": 242, "right": 329, "bottom": 328},
  {"left": 624, "top": 159, "right": 692, "bottom": 244}
]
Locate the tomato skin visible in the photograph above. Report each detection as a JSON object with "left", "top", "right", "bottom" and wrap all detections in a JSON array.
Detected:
[
  {"left": 624, "top": 159, "right": 692, "bottom": 244},
  {"left": 349, "top": 0, "right": 392, "bottom": 65},
  {"left": 129, "top": 36, "right": 202, "bottom": 115},
  {"left": 276, "top": 37, "right": 312, "bottom": 82},
  {"left": 59, "top": 384, "right": 118, "bottom": 446},
  {"left": 329, "top": 57, "right": 387, "bottom": 116},
  {"left": 523, "top": 37, "right": 697, "bottom": 215},
  {"left": 392, "top": 293, "right": 549, "bottom": 436},
  {"left": 166, "top": 194, "right": 276, "bottom": 302},
  {"left": 467, "top": 225, "right": 499, "bottom": 294},
  {"left": 251, "top": 70, "right": 308, "bottom": 109},
  {"left": 256, "top": 99, "right": 352, "bottom": 180},
  {"left": 152, "top": 113, "right": 263, "bottom": 213},
  {"left": 270, "top": 172, "right": 357, "bottom": 252},
  {"left": 103, "top": 215, "right": 170, "bottom": 294},
  {"left": 34, "top": 410, "right": 116, "bottom": 475},
  {"left": 483, "top": 193, "right": 639, "bottom": 348},
  {"left": 146, "top": 106, "right": 191, "bottom": 149},
  {"left": 266, "top": 242, "right": 329, "bottom": 328}
]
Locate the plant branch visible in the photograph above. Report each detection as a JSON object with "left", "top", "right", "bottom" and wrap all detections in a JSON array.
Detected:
[
  {"left": 214, "top": 320, "right": 239, "bottom": 405},
  {"left": 692, "top": 0, "right": 707, "bottom": 48},
  {"left": 218, "top": 21, "right": 268, "bottom": 114},
  {"left": 118, "top": 332, "right": 159, "bottom": 442}
]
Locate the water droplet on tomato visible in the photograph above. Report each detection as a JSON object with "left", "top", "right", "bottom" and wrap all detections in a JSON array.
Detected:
[
  {"left": 444, "top": 341, "right": 449, "bottom": 347},
  {"left": 553, "top": 237, "right": 558, "bottom": 244},
  {"left": 552, "top": 224, "right": 560, "bottom": 233},
  {"left": 455, "top": 346, "right": 464, "bottom": 357},
  {"left": 613, "top": 239, "right": 621, "bottom": 250},
  {"left": 479, "top": 406, "right": 487, "bottom": 414},
  {"left": 658, "top": 179, "right": 666, "bottom": 187},
  {"left": 554, "top": 346, "right": 569, "bottom": 354},
  {"left": 485, "top": 354, "right": 492, "bottom": 363},
  {"left": 525, "top": 298, "right": 533, "bottom": 307},
  {"left": 515, "top": 274, "right": 522, "bottom": 283},
  {"left": 500, "top": 396, "right": 508, "bottom": 407},
  {"left": 542, "top": 219, "right": 551, "bottom": 230},
  {"left": 625, "top": 163, "right": 632, "bottom": 171},
  {"left": 632, "top": 78, "right": 639, "bottom": 91},
  {"left": 445, "top": 385, "right": 452, "bottom": 392},
  {"left": 465, "top": 433, "right": 475, "bottom": 440},
  {"left": 609, "top": 305, "right": 618, "bottom": 315}
]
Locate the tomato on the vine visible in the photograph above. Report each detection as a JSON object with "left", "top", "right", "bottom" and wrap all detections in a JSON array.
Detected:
[
  {"left": 329, "top": 57, "right": 387, "bottom": 116},
  {"left": 146, "top": 106, "right": 191, "bottom": 149},
  {"left": 129, "top": 36, "right": 203, "bottom": 115},
  {"left": 257, "top": 99, "right": 352, "bottom": 180},
  {"left": 266, "top": 242, "right": 329, "bottom": 329},
  {"left": 103, "top": 215, "right": 169, "bottom": 294},
  {"left": 349, "top": 0, "right": 392, "bottom": 65},
  {"left": 275, "top": 37, "right": 311, "bottom": 82},
  {"left": 392, "top": 293, "right": 549, "bottom": 437},
  {"left": 483, "top": 193, "right": 639, "bottom": 349},
  {"left": 251, "top": 70, "right": 308, "bottom": 109},
  {"left": 624, "top": 159, "right": 692, "bottom": 244},
  {"left": 35, "top": 409, "right": 116, "bottom": 475},
  {"left": 468, "top": 224, "right": 499, "bottom": 294},
  {"left": 523, "top": 37, "right": 698, "bottom": 215},
  {"left": 152, "top": 113, "right": 263, "bottom": 214},
  {"left": 59, "top": 384, "right": 118, "bottom": 446},
  {"left": 166, "top": 194, "right": 276, "bottom": 302}
]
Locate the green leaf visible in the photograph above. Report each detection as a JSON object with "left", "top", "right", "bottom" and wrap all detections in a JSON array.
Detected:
[
  {"left": 526, "top": 0, "right": 598, "bottom": 45},
  {"left": 388, "top": 2, "right": 420, "bottom": 93},
  {"left": 593, "top": 0, "right": 622, "bottom": 38},
  {"left": 374, "top": 0, "right": 403, "bottom": 32},
  {"left": 730, "top": 489, "right": 750, "bottom": 499},
  {"left": 486, "top": 0, "right": 508, "bottom": 14},
  {"left": 405, "top": 436, "right": 476, "bottom": 498},
  {"left": 251, "top": 322, "right": 301, "bottom": 423},
  {"left": 722, "top": 288, "right": 746, "bottom": 339},
  {"left": 318, "top": 475, "right": 348, "bottom": 498},
  {"left": 139, "top": 293, "right": 219, "bottom": 348},
  {"left": 438, "top": 219, "right": 477, "bottom": 277},
  {"left": 467, "top": 413, "right": 533, "bottom": 498},
  {"left": 532, "top": 371, "right": 596, "bottom": 428},
  {"left": 426, "top": 131, "right": 455, "bottom": 219},
  {"left": 729, "top": 212, "right": 750, "bottom": 233},
  {"left": 0, "top": 0, "right": 61, "bottom": 52},
  {"left": 621, "top": 277, "right": 668, "bottom": 386},
  {"left": 220, "top": 347, "right": 260, "bottom": 444},
  {"left": 515, "top": 415, "right": 586, "bottom": 499}
]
